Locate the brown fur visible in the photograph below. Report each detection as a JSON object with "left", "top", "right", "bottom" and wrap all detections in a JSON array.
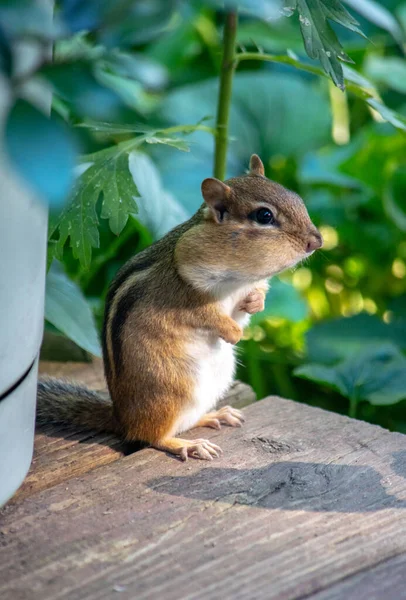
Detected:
[{"left": 37, "top": 154, "right": 322, "bottom": 460}]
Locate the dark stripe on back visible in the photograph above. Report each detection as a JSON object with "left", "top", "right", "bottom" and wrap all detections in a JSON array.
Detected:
[
  {"left": 110, "top": 283, "right": 146, "bottom": 377},
  {"left": 102, "top": 253, "right": 154, "bottom": 379},
  {"left": 101, "top": 213, "right": 200, "bottom": 380}
]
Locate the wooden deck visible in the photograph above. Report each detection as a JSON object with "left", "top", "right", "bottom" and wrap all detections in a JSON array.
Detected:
[{"left": 1, "top": 361, "right": 406, "bottom": 599}]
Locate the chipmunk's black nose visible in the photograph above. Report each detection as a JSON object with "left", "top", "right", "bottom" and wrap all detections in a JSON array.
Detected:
[{"left": 306, "top": 230, "right": 323, "bottom": 253}]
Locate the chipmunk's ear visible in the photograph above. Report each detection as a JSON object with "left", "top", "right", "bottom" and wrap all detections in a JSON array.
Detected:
[
  {"left": 201, "top": 178, "right": 231, "bottom": 223},
  {"left": 249, "top": 154, "right": 265, "bottom": 176}
]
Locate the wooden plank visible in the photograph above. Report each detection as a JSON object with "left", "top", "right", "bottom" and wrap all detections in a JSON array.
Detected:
[
  {"left": 14, "top": 363, "right": 256, "bottom": 502},
  {"left": 12, "top": 425, "right": 125, "bottom": 502},
  {"left": 38, "top": 358, "right": 106, "bottom": 390},
  {"left": 1, "top": 397, "right": 406, "bottom": 600},
  {"left": 14, "top": 359, "right": 122, "bottom": 502},
  {"left": 311, "top": 553, "right": 406, "bottom": 599}
]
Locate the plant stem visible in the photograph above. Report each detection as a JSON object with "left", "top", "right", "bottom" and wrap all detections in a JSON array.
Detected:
[
  {"left": 213, "top": 9, "right": 238, "bottom": 181},
  {"left": 349, "top": 395, "right": 358, "bottom": 419}
]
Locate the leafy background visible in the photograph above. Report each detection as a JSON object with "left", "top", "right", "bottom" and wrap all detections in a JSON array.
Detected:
[{"left": 2, "top": 0, "right": 406, "bottom": 431}]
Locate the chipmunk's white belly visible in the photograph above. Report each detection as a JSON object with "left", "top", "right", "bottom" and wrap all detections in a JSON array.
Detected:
[{"left": 173, "top": 286, "right": 252, "bottom": 436}]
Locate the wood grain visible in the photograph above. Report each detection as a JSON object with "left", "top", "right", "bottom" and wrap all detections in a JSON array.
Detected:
[
  {"left": 1, "top": 396, "right": 406, "bottom": 599},
  {"left": 13, "top": 363, "right": 256, "bottom": 502}
]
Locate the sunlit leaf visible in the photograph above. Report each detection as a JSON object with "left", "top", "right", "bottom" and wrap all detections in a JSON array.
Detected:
[
  {"left": 128, "top": 152, "right": 188, "bottom": 239},
  {"left": 250, "top": 278, "right": 308, "bottom": 325},
  {"left": 49, "top": 127, "right": 196, "bottom": 267},
  {"left": 367, "top": 98, "right": 406, "bottom": 132},
  {"left": 305, "top": 314, "right": 406, "bottom": 365},
  {"left": 295, "top": 344, "right": 406, "bottom": 406},
  {"left": 49, "top": 149, "right": 138, "bottom": 268},
  {"left": 145, "top": 136, "right": 189, "bottom": 151}
]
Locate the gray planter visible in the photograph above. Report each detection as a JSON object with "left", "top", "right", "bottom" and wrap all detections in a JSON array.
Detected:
[
  {"left": 0, "top": 139, "right": 48, "bottom": 506},
  {"left": 0, "top": 25, "right": 49, "bottom": 505}
]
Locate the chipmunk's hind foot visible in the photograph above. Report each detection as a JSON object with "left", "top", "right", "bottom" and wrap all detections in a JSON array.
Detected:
[
  {"left": 195, "top": 406, "right": 245, "bottom": 429},
  {"left": 154, "top": 437, "right": 223, "bottom": 461}
]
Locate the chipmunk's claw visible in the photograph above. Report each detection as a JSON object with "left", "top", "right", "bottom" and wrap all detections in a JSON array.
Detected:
[
  {"left": 195, "top": 406, "right": 245, "bottom": 430},
  {"left": 216, "top": 405, "right": 245, "bottom": 427},
  {"left": 179, "top": 439, "right": 223, "bottom": 461},
  {"left": 239, "top": 290, "right": 265, "bottom": 314}
]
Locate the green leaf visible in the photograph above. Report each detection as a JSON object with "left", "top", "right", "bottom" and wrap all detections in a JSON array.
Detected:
[
  {"left": 49, "top": 148, "right": 139, "bottom": 269},
  {"left": 145, "top": 136, "right": 190, "bottom": 151},
  {"left": 49, "top": 122, "right": 201, "bottom": 267},
  {"left": 5, "top": 99, "right": 78, "bottom": 207},
  {"left": 234, "top": 52, "right": 406, "bottom": 133},
  {"left": 100, "top": 0, "right": 179, "bottom": 47},
  {"left": 45, "top": 261, "right": 102, "bottom": 357},
  {"left": 365, "top": 56, "right": 406, "bottom": 95},
  {"left": 250, "top": 278, "right": 308, "bottom": 325},
  {"left": 0, "top": 0, "right": 58, "bottom": 40},
  {"left": 41, "top": 62, "right": 125, "bottom": 121},
  {"left": 300, "top": 144, "right": 362, "bottom": 188},
  {"left": 95, "top": 68, "right": 148, "bottom": 114},
  {"left": 295, "top": 344, "right": 406, "bottom": 406},
  {"left": 305, "top": 314, "right": 406, "bottom": 365},
  {"left": 157, "top": 72, "right": 331, "bottom": 212},
  {"left": 77, "top": 121, "right": 159, "bottom": 134},
  {"left": 105, "top": 51, "right": 168, "bottom": 89},
  {"left": 384, "top": 167, "right": 406, "bottom": 232},
  {"left": 128, "top": 152, "right": 188, "bottom": 240},
  {"left": 99, "top": 152, "right": 140, "bottom": 234},
  {"left": 344, "top": 0, "right": 406, "bottom": 47},
  {"left": 367, "top": 98, "right": 406, "bottom": 132},
  {"left": 293, "top": 0, "right": 364, "bottom": 90}
]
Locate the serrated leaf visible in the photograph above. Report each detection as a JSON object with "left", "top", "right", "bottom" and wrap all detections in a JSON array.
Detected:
[
  {"left": 49, "top": 126, "right": 195, "bottom": 267},
  {"left": 77, "top": 120, "right": 159, "bottom": 134},
  {"left": 145, "top": 136, "right": 190, "bottom": 151},
  {"left": 295, "top": 0, "right": 363, "bottom": 90},
  {"left": 99, "top": 152, "right": 139, "bottom": 234},
  {"left": 282, "top": 0, "right": 298, "bottom": 16},
  {"left": 49, "top": 148, "right": 139, "bottom": 268}
]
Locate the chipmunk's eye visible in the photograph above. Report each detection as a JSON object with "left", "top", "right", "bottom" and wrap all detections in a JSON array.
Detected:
[{"left": 249, "top": 207, "right": 275, "bottom": 225}]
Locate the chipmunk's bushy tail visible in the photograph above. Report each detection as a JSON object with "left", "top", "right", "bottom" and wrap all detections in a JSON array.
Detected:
[{"left": 37, "top": 378, "right": 117, "bottom": 433}]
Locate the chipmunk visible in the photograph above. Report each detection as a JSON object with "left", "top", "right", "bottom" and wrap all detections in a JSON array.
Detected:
[{"left": 37, "top": 154, "right": 322, "bottom": 461}]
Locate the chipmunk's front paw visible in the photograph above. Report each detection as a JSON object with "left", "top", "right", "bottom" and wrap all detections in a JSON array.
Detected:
[
  {"left": 239, "top": 290, "right": 265, "bottom": 315},
  {"left": 220, "top": 321, "right": 243, "bottom": 345}
]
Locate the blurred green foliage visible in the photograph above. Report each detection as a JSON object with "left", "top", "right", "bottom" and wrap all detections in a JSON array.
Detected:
[{"left": 1, "top": 0, "right": 406, "bottom": 431}]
